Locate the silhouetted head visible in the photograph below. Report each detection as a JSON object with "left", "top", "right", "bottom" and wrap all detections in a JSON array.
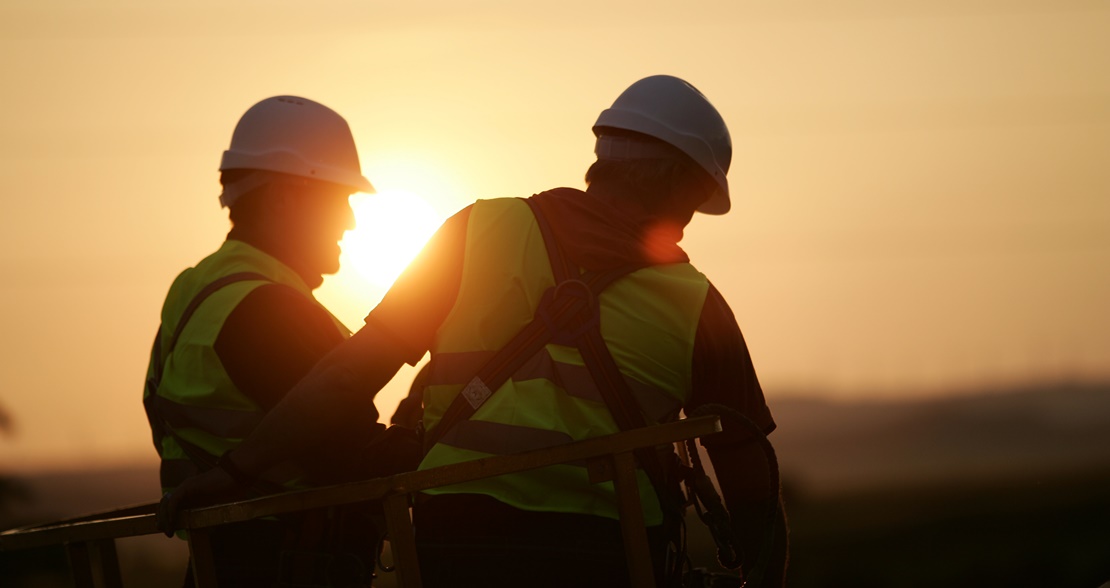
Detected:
[
  {"left": 224, "top": 170, "right": 355, "bottom": 288},
  {"left": 587, "top": 75, "right": 732, "bottom": 223},
  {"left": 217, "top": 96, "right": 373, "bottom": 288},
  {"left": 585, "top": 129, "right": 717, "bottom": 228}
]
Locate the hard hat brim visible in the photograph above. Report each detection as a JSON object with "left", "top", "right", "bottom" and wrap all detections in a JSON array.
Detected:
[
  {"left": 221, "top": 150, "right": 375, "bottom": 194},
  {"left": 697, "top": 188, "right": 730, "bottom": 215}
]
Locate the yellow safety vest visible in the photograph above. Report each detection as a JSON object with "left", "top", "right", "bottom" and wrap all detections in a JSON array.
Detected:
[
  {"left": 420, "top": 198, "right": 709, "bottom": 525},
  {"left": 144, "top": 239, "right": 350, "bottom": 491}
]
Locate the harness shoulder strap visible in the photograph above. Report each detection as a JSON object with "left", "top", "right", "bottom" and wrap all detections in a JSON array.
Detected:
[
  {"left": 144, "top": 271, "right": 270, "bottom": 469},
  {"left": 528, "top": 202, "right": 674, "bottom": 494},
  {"left": 423, "top": 198, "right": 644, "bottom": 451}
]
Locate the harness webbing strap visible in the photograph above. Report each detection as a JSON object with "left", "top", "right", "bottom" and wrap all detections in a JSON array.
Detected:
[
  {"left": 423, "top": 199, "right": 644, "bottom": 451},
  {"left": 525, "top": 198, "right": 680, "bottom": 519},
  {"left": 423, "top": 266, "right": 636, "bottom": 450},
  {"left": 427, "top": 348, "right": 683, "bottom": 422},
  {"left": 529, "top": 200, "right": 674, "bottom": 501},
  {"left": 425, "top": 195, "right": 674, "bottom": 498}
]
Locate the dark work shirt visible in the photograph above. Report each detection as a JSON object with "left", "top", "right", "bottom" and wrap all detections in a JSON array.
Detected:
[
  {"left": 368, "top": 189, "right": 775, "bottom": 446},
  {"left": 214, "top": 283, "right": 347, "bottom": 411}
]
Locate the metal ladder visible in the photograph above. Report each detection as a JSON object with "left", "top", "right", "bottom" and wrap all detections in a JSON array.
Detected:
[{"left": 0, "top": 416, "right": 720, "bottom": 587}]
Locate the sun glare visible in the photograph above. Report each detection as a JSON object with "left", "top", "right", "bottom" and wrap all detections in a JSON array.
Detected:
[{"left": 341, "top": 191, "right": 442, "bottom": 287}]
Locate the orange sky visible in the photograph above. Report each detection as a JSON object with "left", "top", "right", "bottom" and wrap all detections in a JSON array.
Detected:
[{"left": 1, "top": 0, "right": 1107, "bottom": 471}]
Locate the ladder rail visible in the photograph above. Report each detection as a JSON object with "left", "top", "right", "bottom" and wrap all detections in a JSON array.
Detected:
[{"left": 1, "top": 416, "right": 722, "bottom": 587}]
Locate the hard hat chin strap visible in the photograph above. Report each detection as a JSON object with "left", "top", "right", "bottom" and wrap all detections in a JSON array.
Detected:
[{"left": 218, "top": 170, "right": 274, "bottom": 208}]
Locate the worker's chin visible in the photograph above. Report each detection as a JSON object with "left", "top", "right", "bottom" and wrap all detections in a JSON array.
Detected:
[
  {"left": 304, "top": 273, "right": 325, "bottom": 289},
  {"left": 315, "top": 259, "right": 341, "bottom": 283},
  {"left": 304, "top": 254, "right": 340, "bottom": 289}
]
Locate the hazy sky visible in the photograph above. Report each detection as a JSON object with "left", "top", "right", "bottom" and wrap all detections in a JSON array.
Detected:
[{"left": 1, "top": 0, "right": 1107, "bottom": 470}]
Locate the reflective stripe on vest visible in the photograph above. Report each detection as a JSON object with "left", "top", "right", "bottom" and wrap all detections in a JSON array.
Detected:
[
  {"left": 151, "top": 394, "right": 263, "bottom": 439},
  {"left": 427, "top": 348, "right": 684, "bottom": 424},
  {"left": 144, "top": 239, "right": 350, "bottom": 491},
  {"left": 419, "top": 197, "right": 708, "bottom": 525}
]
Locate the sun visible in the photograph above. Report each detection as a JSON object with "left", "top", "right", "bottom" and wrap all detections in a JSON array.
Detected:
[{"left": 341, "top": 190, "right": 442, "bottom": 287}]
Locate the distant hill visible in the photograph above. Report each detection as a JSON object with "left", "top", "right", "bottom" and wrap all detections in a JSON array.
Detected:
[
  {"left": 769, "top": 380, "right": 1110, "bottom": 496},
  {"left": 7, "top": 463, "right": 161, "bottom": 527}
]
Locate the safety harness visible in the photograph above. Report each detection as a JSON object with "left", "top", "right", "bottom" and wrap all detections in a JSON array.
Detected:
[{"left": 425, "top": 198, "right": 748, "bottom": 585}]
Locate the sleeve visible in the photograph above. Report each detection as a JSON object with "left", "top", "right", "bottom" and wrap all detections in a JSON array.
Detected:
[
  {"left": 214, "top": 283, "right": 347, "bottom": 410},
  {"left": 364, "top": 205, "right": 471, "bottom": 365},
  {"left": 687, "top": 282, "right": 776, "bottom": 447}
]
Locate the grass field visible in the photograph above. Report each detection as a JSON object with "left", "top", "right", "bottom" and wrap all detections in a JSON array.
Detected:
[{"left": 779, "top": 469, "right": 1110, "bottom": 588}]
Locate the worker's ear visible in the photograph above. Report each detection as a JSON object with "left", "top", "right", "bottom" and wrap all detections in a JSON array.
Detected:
[
  {"left": 262, "top": 181, "right": 303, "bottom": 221},
  {"left": 657, "top": 185, "right": 705, "bottom": 228}
]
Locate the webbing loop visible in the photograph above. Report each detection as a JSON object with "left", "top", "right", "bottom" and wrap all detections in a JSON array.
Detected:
[{"left": 537, "top": 278, "right": 599, "bottom": 346}]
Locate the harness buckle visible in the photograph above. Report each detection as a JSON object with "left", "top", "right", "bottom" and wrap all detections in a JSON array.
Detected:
[{"left": 536, "top": 279, "right": 600, "bottom": 346}]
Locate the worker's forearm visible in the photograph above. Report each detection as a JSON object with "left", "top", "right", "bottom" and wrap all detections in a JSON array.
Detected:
[
  {"left": 231, "top": 362, "right": 370, "bottom": 474},
  {"left": 231, "top": 327, "right": 404, "bottom": 477}
]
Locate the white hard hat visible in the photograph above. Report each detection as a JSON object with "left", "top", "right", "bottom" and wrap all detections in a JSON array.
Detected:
[
  {"left": 219, "top": 96, "right": 374, "bottom": 208},
  {"left": 593, "top": 75, "right": 732, "bottom": 215}
]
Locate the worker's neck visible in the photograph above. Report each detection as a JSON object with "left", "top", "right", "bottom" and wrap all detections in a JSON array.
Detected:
[
  {"left": 585, "top": 183, "right": 654, "bottom": 218},
  {"left": 585, "top": 183, "right": 696, "bottom": 229},
  {"left": 227, "top": 224, "right": 324, "bottom": 289}
]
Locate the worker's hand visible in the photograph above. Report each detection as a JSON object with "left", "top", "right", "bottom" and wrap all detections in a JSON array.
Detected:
[{"left": 156, "top": 468, "right": 236, "bottom": 537}]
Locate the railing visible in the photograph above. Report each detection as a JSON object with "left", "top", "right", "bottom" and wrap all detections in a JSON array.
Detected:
[{"left": 0, "top": 416, "right": 721, "bottom": 588}]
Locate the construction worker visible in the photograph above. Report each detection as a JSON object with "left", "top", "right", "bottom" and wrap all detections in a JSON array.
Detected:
[
  {"left": 143, "top": 95, "right": 384, "bottom": 587},
  {"left": 160, "top": 76, "right": 789, "bottom": 586}
]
